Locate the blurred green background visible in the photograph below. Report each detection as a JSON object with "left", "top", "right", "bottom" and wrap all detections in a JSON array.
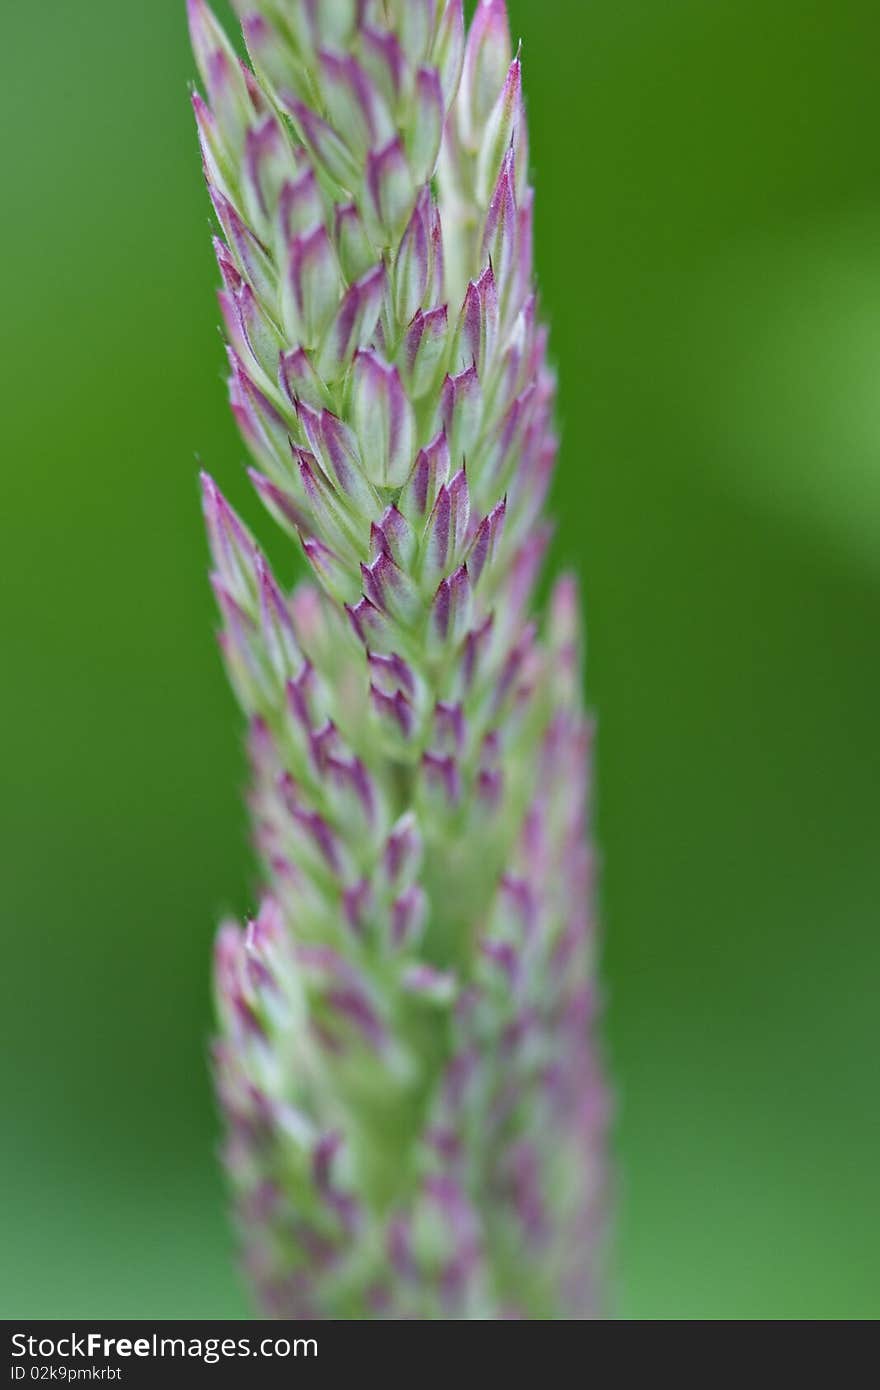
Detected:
[{"left": 1, "top": 0, "right": 878, "bottom": 1319}]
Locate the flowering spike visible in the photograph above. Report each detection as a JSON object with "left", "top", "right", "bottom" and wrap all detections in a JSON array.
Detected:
[{"left": 190, "top": 0, "right": 607, "bottom": 1321}]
